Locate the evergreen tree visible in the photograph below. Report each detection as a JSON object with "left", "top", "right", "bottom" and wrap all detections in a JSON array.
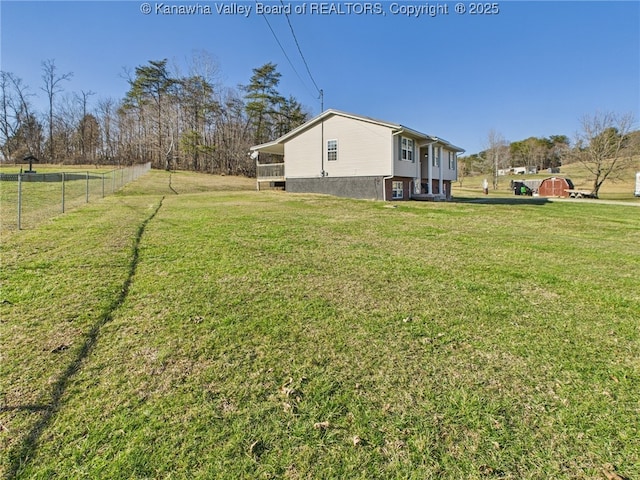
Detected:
[
  {"left": 124, "top": 59, "right": 177, "bottom": 168},
  {"left": 177, "top": 74, "right": 218, "bottom": 171},
  {"left": 244, "top": 63, "right": 284, "bottom": 144},
  {"left": 274, "top": 95, "right": 308, "bottom": 138}
]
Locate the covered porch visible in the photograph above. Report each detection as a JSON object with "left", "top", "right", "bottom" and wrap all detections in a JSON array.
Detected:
[
  {"left": 256, "top": 162, "right": 285, "bottom": 190},
  {"left": 409, "top": 141, "right": 460, "bottom": 200},
  {"left": 411, "top": 181, "right": 450, "bottom": 201},
  {"left": 251, "top": 140, "right": 285, "bottom": 191}
]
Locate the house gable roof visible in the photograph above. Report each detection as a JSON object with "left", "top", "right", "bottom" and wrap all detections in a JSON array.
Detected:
[{"left": 250, "top": 109, "right": 464, "bottom": 155}]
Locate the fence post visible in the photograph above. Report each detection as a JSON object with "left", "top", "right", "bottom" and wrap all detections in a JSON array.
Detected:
[
  {"left": 17, "top": 173, "right": 22, "bottom": 230},
  {"left": 102, "top": 173, "right": 105, "bottom": 198},
  {"left": 86, "top": 171, "right": 89, "bottom": 203},
  {"left": 61, "top": 172, "right": 65, "bottom": 213}
]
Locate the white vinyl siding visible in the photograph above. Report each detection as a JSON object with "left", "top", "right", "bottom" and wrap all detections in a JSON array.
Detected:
[
  {"left": 284, "top": 115, "right": 393, "bottom": 178},
  {"left": 393, "top": 135, "right": 419, "bottom": 178}
]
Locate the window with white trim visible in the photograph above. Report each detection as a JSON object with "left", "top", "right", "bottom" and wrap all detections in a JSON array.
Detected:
[
  {"left": 401, "top": 137, "right": 414, "bottom": 162},
  {"left": 327, "top": 139, "right": 338, "bottom": 161},
  {"left": 392, "top": 181, "right": 404, "bottom": 199},
  {"left": 432, "top": 146, "right": 440, "bottom": 167},
  {"left": 448, "top": 151, "right": 456, "bottom": 170}
]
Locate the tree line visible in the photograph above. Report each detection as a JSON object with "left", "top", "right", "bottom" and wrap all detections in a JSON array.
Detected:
[
  {"left": 458, "top": 113, "right": 638, "bottom": 197},
  {"left": 0, "top": 54, "right": 310, "bottom": 175},
  {"left": 459, "top": 133, "right": 571, "bottom": 179}
]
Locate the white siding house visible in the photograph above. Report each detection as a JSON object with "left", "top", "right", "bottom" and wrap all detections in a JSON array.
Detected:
[{"left": 251, "top": 109, "right": 464, "bottom": 200}]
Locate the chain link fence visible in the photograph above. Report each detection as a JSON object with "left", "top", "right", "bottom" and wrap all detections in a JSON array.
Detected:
[{"left": 0, "top": 163, "right": 151, "bottom": 231}]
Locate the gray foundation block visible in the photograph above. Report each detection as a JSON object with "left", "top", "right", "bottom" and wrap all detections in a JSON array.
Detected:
[{"left": 286, "top": 176, "right": 385, "bottom": 200}]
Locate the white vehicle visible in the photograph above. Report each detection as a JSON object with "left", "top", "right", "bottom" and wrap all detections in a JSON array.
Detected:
[{"left": 636, "top": 172, "right": 640, "bottom": 197}]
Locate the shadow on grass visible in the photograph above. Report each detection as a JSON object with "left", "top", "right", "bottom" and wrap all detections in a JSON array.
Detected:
[
  {"left": 453, "top": 196, "right": 552, "bottom": 206},
  {"left": 0, "top": 405, "right": 50, "bottom": 413},
  {"left": 4, "top": 197, "right": 165, "bottom": 480},
  {"left": 168, "top": 172, "right": 179, "bottom": 195}
]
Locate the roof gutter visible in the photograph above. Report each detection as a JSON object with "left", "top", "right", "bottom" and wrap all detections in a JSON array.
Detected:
[
  {"left": 393, "top": 126, "right": 429, "bottom": 140},
  {"left": 432, "top": 136, "right": 465, "bottom": 153}
]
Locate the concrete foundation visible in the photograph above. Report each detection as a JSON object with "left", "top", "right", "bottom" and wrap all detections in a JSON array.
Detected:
[{"left": 286, "top": 176, "right": 385, "bottom": 200}]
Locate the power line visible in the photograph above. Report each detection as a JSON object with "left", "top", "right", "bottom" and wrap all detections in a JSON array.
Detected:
[
  {"left": 279, "top": 0, "right": 322, "bottom": 98},
  {"left": 256, "top": 2, "right": 318, "bottom": 102}
]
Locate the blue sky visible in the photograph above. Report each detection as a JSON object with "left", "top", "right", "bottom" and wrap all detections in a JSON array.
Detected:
[{"left": 1, "top": 1, "right": 638, "bottom": 154}]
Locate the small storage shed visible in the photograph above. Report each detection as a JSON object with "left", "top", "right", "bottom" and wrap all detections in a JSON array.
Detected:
[{"left": 538, "top": 177, "right": 574, "bottom": 198}]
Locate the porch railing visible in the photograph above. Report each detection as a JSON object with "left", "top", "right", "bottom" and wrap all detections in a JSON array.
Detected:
[
  {"left": 256, "top": 162, "right": 285, "bottom": 180},
  {"left": 256, "top": 162, "right": 285, "bottom": 191}
]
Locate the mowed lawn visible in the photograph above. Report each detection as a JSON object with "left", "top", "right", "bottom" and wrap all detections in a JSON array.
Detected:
[{"left": 1, "top": 170, "right": 639, "bottom": 479}]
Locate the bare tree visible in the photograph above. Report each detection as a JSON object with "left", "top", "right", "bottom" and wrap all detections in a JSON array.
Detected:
[
  {"left": 41, "top": 59, "right": 73, "bottom": 161},
  {"left": 484, "top": 129, "right": 510, "bottom": 189},
  {"left": 456, "top": 154, "right": 480, "bottom": 187},
  {"left": 571, "top": 111, "right": 636, "bottom": 197},
  {"left": 96, "top": 97, "right": 120, "bottom": 164},
  {"left": 76, "top": 113, "right": 101, "bottom": 165},
  {"left": 213, "top": 88, "right": 253, "bottom": 175},
  {"left": 0, "top": 71, "right": 35, "bottom": 161},
  {"left": 75, "top": 90, "right": 96, "bottom": 161},
  {"left": 182, "top": 51, "right": 222, "bottom": 171},
  {"left": 52, "top": 93, "right": 82, "bottom": 162}
]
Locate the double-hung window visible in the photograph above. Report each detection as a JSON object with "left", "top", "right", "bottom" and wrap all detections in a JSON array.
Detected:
[
  {"left": 327, "top": 139, "right": 338, "bottom": 161},
  {"left": 392, "top": 181, "right": 404, "bottom": 199},
  {"left": 401, "top": 137, "right": 414, "bottom": 162}
]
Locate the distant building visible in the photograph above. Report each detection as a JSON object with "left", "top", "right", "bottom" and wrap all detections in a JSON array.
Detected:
[{"left": 538, "top": 177, "right": 574, "bottom": 198}]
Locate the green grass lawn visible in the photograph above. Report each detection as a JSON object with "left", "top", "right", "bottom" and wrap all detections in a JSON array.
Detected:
[
  {"left": 1, "top": 170, "right": 639, "bottom": 479},
  {"left": 1, "top": 164, "right": 159, "bottom": 231}
]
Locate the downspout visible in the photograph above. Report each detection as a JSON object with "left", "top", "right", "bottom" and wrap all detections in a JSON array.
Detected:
[
  {"left": 385, "top": 130, "right": 402, "bottom": 201},
  {"left": 382, "top": 175, "right": 393, "bottom": 201},
  {"left": 393, "top": 131, "right": 421, "bottom": 197}
]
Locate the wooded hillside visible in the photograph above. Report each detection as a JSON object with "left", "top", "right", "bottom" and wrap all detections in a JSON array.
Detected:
[{"left": 0, "top": 55, "right": 310, "bottom": 175}]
